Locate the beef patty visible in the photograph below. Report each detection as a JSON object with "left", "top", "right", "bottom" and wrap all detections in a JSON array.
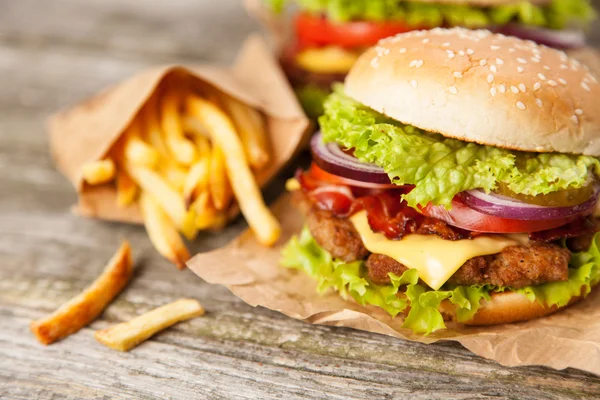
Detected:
[{"left": 302, "top": 200, "right": 571, "bottom": 288}]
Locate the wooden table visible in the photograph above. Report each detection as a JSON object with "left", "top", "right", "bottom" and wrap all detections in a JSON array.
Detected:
[{"left": 2, "top": 1, "right": 600, "bottom": 398}]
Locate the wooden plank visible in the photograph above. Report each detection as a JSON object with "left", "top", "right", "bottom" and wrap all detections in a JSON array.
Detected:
[{"left": 1, "top": 0, "right": 600, "bottom": 398}]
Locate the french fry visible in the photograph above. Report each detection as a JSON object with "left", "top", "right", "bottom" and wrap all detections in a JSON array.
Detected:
[
  {"left": 208, "top": 145, "right": 233, "bottom": 211},
  {"left": 183, "top": 157, "right": 210, "bottom": 208},
  {"left": 186, "top": 95, "right": 281, "bottom": 246},
  {"left": 127, "top": 165, "right": 186, "bottom": 229},
  {"left": 161, "top": 91, "right": 197, "bottom": 166},
  {"left": 181, "top": 208, "right": 198, "bottom": 241},
  {"left": 116, "top": 171, "right": 139, "bottom": 207},
  {"left": 123, "top": 136, "right": 160, "bottom": 169},
  {"left": 140, "top": 193, "right": 190, "bottom": 269},
  {"left": 144, "top": 97, "right": 170, "bottom": 157},
  {"left": 159, "top": 163, "right": 187, "bottom": 193},
  {"left": 192, "top": 192, "right": 218, "bottom": 230},
  {"left": 285, "top": 178, "right": 300, "bottom": 191},
  {"left": 219, "top": 94, "right": 270, "bottom": 170},
  {"left": 190, "top": 133, "right": 211, "bottom": 158},
  {"left": 183, "top": 115, "right": 211, "bottom": 140},
  {"left": 30, "top": 242, "right": 133, "bottom": 345},
  {"left": 82, "top": 159, "right": 116, "bottom": 185},
  {"left": 94, "top": 298, "right": 205, "bottom": 352}
]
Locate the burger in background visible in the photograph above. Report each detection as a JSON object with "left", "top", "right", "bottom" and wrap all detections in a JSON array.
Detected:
[
  {"left": 283, "top": 28, "right": 600, "bottom": 334},
  {"left": 264, "top": 0, "right": 596, "bottom": 118}
]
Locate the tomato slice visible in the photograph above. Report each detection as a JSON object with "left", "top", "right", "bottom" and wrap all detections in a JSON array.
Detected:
[
  {"left": 295, "top": 13, "right": 414, "bottom": 49},
  {"left": 421, "top": 198, "right": 582, "bottom": 233},
  {"left": 309, "top": 163, "right": 403, "bottom": 190}
]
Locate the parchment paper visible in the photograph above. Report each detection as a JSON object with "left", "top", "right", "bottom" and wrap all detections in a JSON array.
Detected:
[
  {"left": 188, "top": 192, "right": 600, "bottom": 375},
  {"left": 48, "top": 36, "right": 310, "bottom": 223}
]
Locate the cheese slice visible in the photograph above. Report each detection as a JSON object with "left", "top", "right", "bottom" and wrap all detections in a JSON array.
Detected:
[
  {"left": 295, "top": 47, "right": 360, "bottom": 74},
  {"left": 350, "top": 211, "right": 525, "bottom": 290}
]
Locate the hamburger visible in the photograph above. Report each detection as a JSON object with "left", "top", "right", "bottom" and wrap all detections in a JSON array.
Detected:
[
  {"left": 265, "top": 0, "right": 595, "bottom": 118},
  {"left": 282, "top": 28, "right": 600, "bottom": 334}
]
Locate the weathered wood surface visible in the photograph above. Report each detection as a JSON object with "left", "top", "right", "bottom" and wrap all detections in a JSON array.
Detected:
[{"left": 1, "top": 1, "right": 600, "bottom": 399}]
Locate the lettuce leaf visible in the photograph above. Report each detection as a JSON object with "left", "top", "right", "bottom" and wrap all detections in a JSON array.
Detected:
[
  {"left": 265, "top": 0, "right": 595, "bottom": 29},
  {"left": 281, "top": 227, "right": 600, "bottom": 335},
  {"left": 295, "top": 85, "right": 330, "bottom": 120},
  {"left": 319, "top": 87, "right": 600, "bottom": 209}
]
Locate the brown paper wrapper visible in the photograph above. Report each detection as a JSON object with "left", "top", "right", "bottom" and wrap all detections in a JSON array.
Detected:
[
  {"left": 188, "top": 192, "right": 600, "bottom": 375},
  {"left": 49, "top": 36, "right": 310, "bottom": 223}
]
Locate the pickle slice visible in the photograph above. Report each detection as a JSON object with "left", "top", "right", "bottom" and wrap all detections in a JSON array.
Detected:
[{"left": 494, "top": 181, "right": 595, "bottom": 207}]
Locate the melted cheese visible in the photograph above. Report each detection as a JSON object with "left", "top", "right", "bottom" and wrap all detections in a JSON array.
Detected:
[
  {"left": 295, "top": 47, "right": 360, "bottom": 74},
  {"left": 350, "top": 211, "right": 525, "bottom": 290}
]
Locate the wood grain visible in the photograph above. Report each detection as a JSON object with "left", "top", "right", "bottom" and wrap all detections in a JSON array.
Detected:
[{"left": 1, "top": 0, "right": 600, "bottom": 398}]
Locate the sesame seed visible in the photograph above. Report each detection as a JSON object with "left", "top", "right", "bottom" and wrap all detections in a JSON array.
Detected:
[
  {"left": 453, "top": 71, "right": 463, "bottom": 78},
  {"left": 509, "top": 48, "right": 516, "bottom": 52},
  {"left": 371, "top": 57, "right": 379, "bottom": 68},
  {"left": 548, "top": 80, "right": 557, "bottom": 87},
  {"left": 490, "top": 65, "right": 498, "bottom": 73},
  {"left": 560, "top": 52, "right": 568, "bottom": 62},
  {"left": 582, "top": 82, "right": 591, "bottom": 91},
  {"left": 519, "top": 84, "right": 527, "bottom": 93},
  {"left": 459, "top": 50, "right": 465, "bottom": 56},
  {"left": 399, "top": 48, "right": 407, "bottom": 54},
  {"left": 536, "top": 99, "right": 543, "bottom": 108},
  {"left": 576, "top": 109, "right": 584, "bottom": 115},
  {"left": 516, "top": 101, "right": 526, "bottom": 110},
  {"left": 411, "top": 80, "right": 418, "bottom": 88},
  {"left": 559, "top": 78, "right": 567, "bottom": 85},
  {"left": 518, "top": 58, "right": 527, "bottom": 64},
  {"left": 416, "top": 60, "right": 424, "bottom": 68},
  {"left": 422, "top": 38, "right": 430, "bottom": 43},
  {"left": 588, "top": 74, "right": 598, "bottom": 83},
  {"left": 496, "top": 58, "right": 504, "bottom": 65},
  {"left": 538, "top": 73, "right": 547, "bottom": 81},
  {"left": 511, "top": 86, "right": 519, "bottom": 94},
  {"left": 467, "top": 48, "right": 474, "bottom": 55},
  {"left": 572, "top": 115, "right": 579, "bottom": 124},
  {"left": 499, "top": 84, "right": 506, "bottom": 93},
  {"left": 480, "top": 59, "right": 487, "bottom": 66},
  {"left": 543, "top": 65, "right": 551, "bottom": 71},
  {"left": 517, "top": 66, "right": 525, "bottom": 73},
  {"left": 448, "top": 52, "right": 455, "bottom": 59},
  {"left": 449, "top": 86, "right": 458, "bottom": 94},
  {"left": 442, "top": 42, "right": 450, "bottom": 47},
  {"left": 534, "top": 82, "right": 541, "bottom": 91},
  {"left": 573, "top": 59, "right": 581, "bottom": 67},
  {"left": 491, "top": 45, "right": 500, "bottom": 50},
  {"left": 561, "top": 64, "right": 569, "bottom": 70},
  {"left": 490, "top": 87, "right": 497, "bottom": 97},
  {"left": 487, "top": 74, "right": 495, "bottom": 84}
]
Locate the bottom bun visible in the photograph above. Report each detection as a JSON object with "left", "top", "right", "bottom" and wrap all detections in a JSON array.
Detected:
[{"left": 439, "top": 283, "right": 597, "bottom": 326}]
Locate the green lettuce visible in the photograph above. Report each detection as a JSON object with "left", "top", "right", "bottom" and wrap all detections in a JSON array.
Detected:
[
  {"left": 319, "top": 88, "right": 600, "bottom": 209},
  {"left": 266, "top": 0, "right": 595, "bottom": 29},
  {"left": 295, "top": 85, "right": 330, "bottom": 120},
  {"left": 281, "top": 227, "right": 600, "bottom": 334}
]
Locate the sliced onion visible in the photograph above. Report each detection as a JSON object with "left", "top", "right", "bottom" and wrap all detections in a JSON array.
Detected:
[
  {"left": 494, "top": 24, "right": 585, "bottom": 49},
  {"left": 461, "top": 187, "right": 599, "bottom": 221},
  {"left": 310, "top": 132, "right": 391, "bottom": 184}
]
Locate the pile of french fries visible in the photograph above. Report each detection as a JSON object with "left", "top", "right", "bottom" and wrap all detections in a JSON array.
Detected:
[{"left": 80, "top": 85, "right": 281, "bottom": 269}]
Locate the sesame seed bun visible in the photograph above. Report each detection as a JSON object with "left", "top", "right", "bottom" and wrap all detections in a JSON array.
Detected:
[
  {"left": 345, "top": 28, "right": 600, "bottom": 156},
  {"left": 439, "top": 281, "right": 598, "bottom": 326}
]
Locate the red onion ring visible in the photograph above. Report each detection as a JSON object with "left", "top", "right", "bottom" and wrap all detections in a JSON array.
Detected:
[
  {"left": 493, "top": 24, "right": 585, "bottom": 49},
  {"left": 460, "top": 187, "right": 599, "bottom": 221},
  {"left": 310, "top": 132, "right": 392, "bottom": 184}
]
